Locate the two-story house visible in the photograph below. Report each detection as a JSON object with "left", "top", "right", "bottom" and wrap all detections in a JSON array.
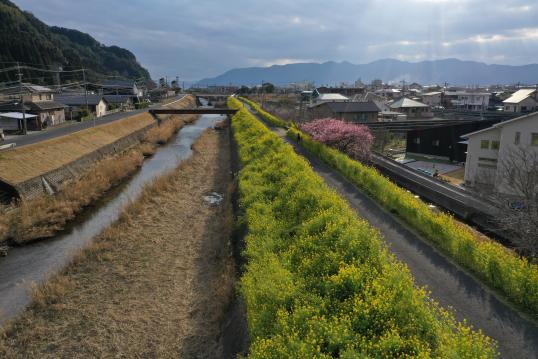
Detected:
[
  {"left": 443, "top": 91, "right": 491, "bottom": 111},
  {"left": 0, "top": 84, "right": 66, "bottom": 130},
  {"left": 462, "top": 112, "right": 538, "bottom": 194}
]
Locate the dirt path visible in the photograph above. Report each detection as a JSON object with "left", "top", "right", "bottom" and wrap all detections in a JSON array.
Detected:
[
  {"left": 246, "top": 107, "right": 538, "bottom": 359},
  {"left": 0, "top": 124, "right": 247, "bottom": 358}
]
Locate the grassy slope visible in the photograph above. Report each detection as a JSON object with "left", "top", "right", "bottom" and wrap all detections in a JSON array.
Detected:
[{"left": 0, "top": 127, "right": 236, "bottom": 357}]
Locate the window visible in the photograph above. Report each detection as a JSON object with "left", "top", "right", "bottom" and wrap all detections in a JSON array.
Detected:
[
  {"left": 491, "top": 141, "right": 500, "bottom": 150},
  {"left": 480, "top": 140, "right": 490, "bottom": 149},
  {"left": 478, "top": 157, "right": 498, "bottom": 163},
  {"left": 432, "top": 139, "right": 440, "bottom": 147},
  {"left": 413, "top": 137, "right": 421, "bottom": 145},
  {"left": 532, "top": 133, "right": 538, "bottom": 147},
  {"left": 515, "top": 132, "right": 521, "bottom": 145}
]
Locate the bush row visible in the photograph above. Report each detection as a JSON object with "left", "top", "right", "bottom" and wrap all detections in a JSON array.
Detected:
[
  {"left": 286, "top": 126, "right": 538, "bottom": 320},
  {"left": 228, "top": 97, "right": 496, "bottom": 358},
  {"left": 244, "top": 97, "right": 538, "bottom": 320},
  {"left": 238, "top": 96, "right": 289, "bottom": 128}
]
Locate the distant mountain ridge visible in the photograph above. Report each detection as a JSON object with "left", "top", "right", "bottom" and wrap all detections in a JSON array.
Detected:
[
  {"left": 0, "top": 0, "right": 150, "bottom": 82},
  {"left": 197, "top": 59, "right": 538, "bottom": 86}
]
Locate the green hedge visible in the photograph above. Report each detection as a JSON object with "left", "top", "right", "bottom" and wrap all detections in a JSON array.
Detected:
[
  {"left": 286, "top": 126, "right": 538, "bottom": 320},
  {"left": 242, "top": 97, "right": 538, "bottom": 320},
  {"left": 238, "top": 96, "right": 289, "bottom": 128},
  {"left": 228, "top": 97, "right": 496, "bottom": 358}
]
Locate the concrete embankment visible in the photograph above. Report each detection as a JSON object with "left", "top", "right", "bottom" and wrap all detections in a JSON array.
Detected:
[{"left": 0, "top": 95, "right": 195, "bottom": 201}]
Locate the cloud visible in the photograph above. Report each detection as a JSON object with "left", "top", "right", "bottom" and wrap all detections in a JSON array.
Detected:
[{"left": 11, "top": 0, "right": 538, "bottom": 80}]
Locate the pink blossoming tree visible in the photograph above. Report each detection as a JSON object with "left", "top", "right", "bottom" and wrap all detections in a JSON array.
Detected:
[{"left": 301, "top": 119, "right": 374, "bottom": 161}]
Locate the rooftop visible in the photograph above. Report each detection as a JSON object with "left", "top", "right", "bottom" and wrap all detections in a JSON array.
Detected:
[
  {"left": 390, "top": 97, "right": 429, "bottom": 109},
  {"left": 56, "top": 94, "right": 106, "bottom": 106},
  {"left": 0, "top": 112, "right": 37, "bottom": 120},
  {"left": 324, "top": 101, "right": 380, "bottom": 113},
  {"left": 503, "top": 89, "right": 537, "bottom": 104}
]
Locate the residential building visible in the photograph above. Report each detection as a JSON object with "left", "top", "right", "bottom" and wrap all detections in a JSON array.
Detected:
[
  {"left": 462, "top": 112, "right": 538, "bottom": 194},
  {"left": 421, "top": 91, "right": 442, "bottom": 107},
  {"left": 374, "top": 88, "right": 401, "bottom": 99},
  {"left": 56, "top": 94, "right": 108, "bottom": 119},
  {"left": 0, "top": 84, "right": 66, "bottom": 129},
  {"left": 311, "top": 89, "right": 348, "bottom": 104},
  {"left": 102, "top": 80, "right": 144, "bottom": 98},
  {"left": 103, "top": 95, "right": 134, "bottom": 111},
  {"left": 389, "top": 97, "right": 433, "bottom": 119},
  {"left": 502, "top": 89, "right": 538, "bottom": 113},
  {"left": 307, "top": 101, "right": 380, "bottom": 123},
  {"left": 406, "top": 119, "right": 500, "bottom": 162},
  {"left": 443, "top": 91, "right": 490, "bottom": 111}
]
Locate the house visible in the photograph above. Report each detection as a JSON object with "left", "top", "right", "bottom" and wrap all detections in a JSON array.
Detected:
[
  {"left": 374, "top": 88, "right": 401, "bottom": 99},
  {"left": 502, "top": 89, "right": 538, "bottom": 113},
  {"left": 462, "top": 112, "right": 538, "bottom": 194},
  {"left": 0, "top": 112, "right": 38, "bottom": 132},
  {"left": 443, "top": 91, "right": 491, "bottom": 111},
  {"left": 311, "top": 89, "right": 348, "bottom": 104},
  {"left": 56, "top": 94, "right": 108, "bottom": 119},
  {"left": 0, "top": 84, "right": 66, "bottom": 129},
  {"left": 102, "top": 80, "right": 143, "bottom": 98},
  {"left": 103, "top": 95, "right": 134, "bottom": 111},
  {"left": 389, "top": 97, "right": 433, "bottom": 119},
  {"left": 406, "top": 119, "right": 500, "bottom": 162},
  {"left": 421, "top": 92, "right": 442, "bottom": 107},
  {"left": 307, "top": 101, "right": 380, "bottom": 123}
]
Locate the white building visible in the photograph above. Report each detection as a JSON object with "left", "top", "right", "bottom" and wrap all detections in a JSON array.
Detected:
[
  {"left": 462, "top": 112, "right": 538, "bottom": 194},
  {"left": 503, "top": 89, "right": 538, "bottom": 113},
  {"left": 444, "top": 91, "right": 490, "bottom": 111}
]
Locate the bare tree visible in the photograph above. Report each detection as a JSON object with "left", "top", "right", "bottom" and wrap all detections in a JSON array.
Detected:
[{"left": 493, "top": 146, "right": 538, "bottom": 258}]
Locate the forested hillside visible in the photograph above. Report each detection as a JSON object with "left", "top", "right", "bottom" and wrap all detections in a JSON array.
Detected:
[{"left": 0, "top": 0, "right": 150, "bottom": 82}]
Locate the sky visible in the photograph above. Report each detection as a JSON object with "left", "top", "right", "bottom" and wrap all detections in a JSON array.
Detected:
[{"left": 12, "top": 0, "right": 538, "bottom": 82}]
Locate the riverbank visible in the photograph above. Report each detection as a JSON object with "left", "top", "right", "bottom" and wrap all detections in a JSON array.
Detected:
[
  {"left": 0, "top": 111, "right": 197, "bottom": 248},
  {"left": 0, "top": 125, "right": 245, "bottom": 357}
]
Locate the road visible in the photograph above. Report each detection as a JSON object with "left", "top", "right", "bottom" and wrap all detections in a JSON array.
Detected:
[
  {"left": 2, "top": 95, "right": 186, "bottom": 148},
  {"left": 247, "top": 107, "right": 538, "bottom": 359}
]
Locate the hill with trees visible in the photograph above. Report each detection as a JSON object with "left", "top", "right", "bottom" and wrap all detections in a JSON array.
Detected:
[{"left": 0, "top": 0, "right": 150, "bottom": 83}]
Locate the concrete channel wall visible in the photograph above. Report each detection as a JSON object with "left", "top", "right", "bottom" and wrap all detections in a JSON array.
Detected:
[
  {"left": 0, "top": 95, "right": 195, "bottom": 201},
  {"left": 15, "top": 125, "right": 152, "bottom": 199}
]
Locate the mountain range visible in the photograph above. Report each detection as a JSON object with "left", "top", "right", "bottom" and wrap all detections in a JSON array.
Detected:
[
  {"left": 197, "top": 59, "right": 538, "bottom": 87},
  {"left": 0, "top": 0, "right": 150, "bottom": 83}
]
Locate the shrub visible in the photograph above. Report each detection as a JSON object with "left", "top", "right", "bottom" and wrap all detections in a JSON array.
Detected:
[
  {"left": 238, "top": 96, "right": 289, "bottom": 128},
  {"left": 301, "top": 118, "right": 374, "bottom": 161},
  {"left": 244, "top": 97, "right": 538, "bottom": 320},
  {"left": 228, "top": 96, "right": 496, "bottom": 358}
]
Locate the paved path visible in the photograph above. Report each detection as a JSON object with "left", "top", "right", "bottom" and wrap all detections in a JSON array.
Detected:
[
  {"left": 2, "top": 95, "right": 186, "bottom": 148},
  {"left": 246, "top": 106, "right": 538, "bottom": 359}
]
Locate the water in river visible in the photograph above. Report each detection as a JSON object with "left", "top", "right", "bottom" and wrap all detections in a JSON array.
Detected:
[{"left": 0, "top": 114, "right": 226, "bottom": 324}]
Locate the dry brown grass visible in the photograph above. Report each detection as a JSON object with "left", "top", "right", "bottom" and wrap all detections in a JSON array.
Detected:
[
  {"left": 6, "top": 148, "right": 145, "bottom": 243},
  {"left": 0, "top": 95, "right": 195, "bottom": 185},
  {"left": 0, "top": 125, "right": 236, "bottom": 358},
  {"left": 0, "top": 97, "right": 199, "bottom": 245}
]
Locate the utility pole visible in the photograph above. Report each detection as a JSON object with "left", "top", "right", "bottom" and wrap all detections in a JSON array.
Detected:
[
  {"left": 82, "top": 68, "right": 93, "bottom": 127},
  {"left": 16, "top": 62, "right": 27, "bottom": 135}
]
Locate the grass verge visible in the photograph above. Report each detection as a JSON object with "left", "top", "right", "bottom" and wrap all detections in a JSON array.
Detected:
[
  {"left": 228, "top": 97, "right": 496, "bottom": 357},
  {"left": 0, "top": 126, "right": 237, "bottom": 358}
]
